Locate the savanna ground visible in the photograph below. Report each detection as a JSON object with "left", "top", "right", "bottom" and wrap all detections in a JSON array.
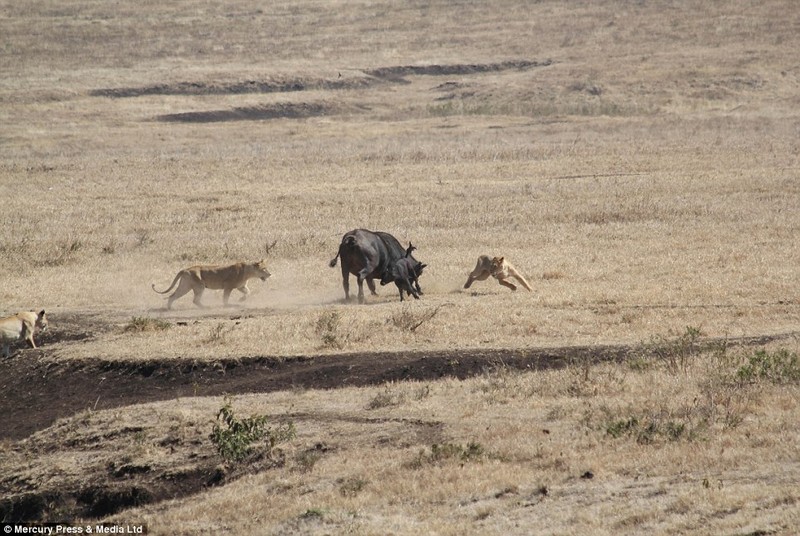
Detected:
[{"left": 1, "top": 0, "right": 799, "bottom": 534}]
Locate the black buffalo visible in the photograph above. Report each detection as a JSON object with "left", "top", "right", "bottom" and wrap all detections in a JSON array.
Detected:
[
  {"left": 329, "top": 229, "right": 421, "bottom": 303},
  {"left": 380, "top": 242, "right": 427, "bottom": 301}
]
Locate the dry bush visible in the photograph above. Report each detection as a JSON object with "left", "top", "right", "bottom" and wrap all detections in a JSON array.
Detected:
[{"left": 123, "top": 317, "right": 171, "bottom": 333}]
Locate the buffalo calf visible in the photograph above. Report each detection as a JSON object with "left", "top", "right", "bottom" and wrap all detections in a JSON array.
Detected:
[{"left": 380, "top": 242, "right": 427, "bottom": 302}]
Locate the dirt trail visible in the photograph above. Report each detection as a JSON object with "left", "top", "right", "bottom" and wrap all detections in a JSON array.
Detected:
[{"left": 0, "top": 332, "right": 790, "bottom": 441}]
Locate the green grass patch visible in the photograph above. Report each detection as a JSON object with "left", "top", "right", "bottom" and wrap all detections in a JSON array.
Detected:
[
  {"left": 210, "top": 397, "right": 296, "bottom": 463},
  {"left": 736, "top": 349, "right": 800, "bottom": 384}
]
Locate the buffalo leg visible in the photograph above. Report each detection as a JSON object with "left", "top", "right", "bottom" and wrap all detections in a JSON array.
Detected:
[
  {"left": 357, "top": 275, "right": 366, "bottom": 304},
  {"left": 357, "top": 267, "right": 374, "bottom": 304},
  {"left": 341, "top": 266, "right": 351, "bottom": 302}
]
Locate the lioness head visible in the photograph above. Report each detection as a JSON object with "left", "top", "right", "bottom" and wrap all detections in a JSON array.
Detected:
[
  {"left": 36, "top": 310, "right": 48, "bottom": 332},
  {"left": 253, "top": 260, "right": 271, "bottom": 281},
  {"left": 489, "top": 257, "right": 505, "bottom": 274}
]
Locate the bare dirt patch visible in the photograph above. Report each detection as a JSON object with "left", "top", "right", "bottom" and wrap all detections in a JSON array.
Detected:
[
  {"left": 89, "top": 77, "right": 366, "bottom": 98},
  {"left": 89, "top": 59, "right": 552, "bottom": 98},
  {"left": 155, "top": 102, "right": 338, "bottom": 123},
  {"left": 363, "top": 59, "right": 553, "bottom": 81},
  {"left": 0, "top": 343, "right": 594, "bottom": 442},
  {"left": 2, "top": 326, "right": 792, "bottom": 442}
]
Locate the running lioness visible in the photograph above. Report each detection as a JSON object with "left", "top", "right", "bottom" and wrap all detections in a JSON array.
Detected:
[
  {"left": 1, "top": 310, "right": 48, "bottom": 357},
  {"left": 152, "top": 260, "right": 271, "bottom": 309},
  {"left": 464, "top": 255, "right": 532, "bottom": 292}
]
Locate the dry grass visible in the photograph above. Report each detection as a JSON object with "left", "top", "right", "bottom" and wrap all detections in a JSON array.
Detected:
[{"left": 1, "top": 0, "right": 799, "bottom": 533}]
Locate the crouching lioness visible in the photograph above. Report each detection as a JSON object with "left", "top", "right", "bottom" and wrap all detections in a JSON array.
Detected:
[
  {"left": 152, "top": 260, "right": 271, "bottom": 309},
  {"left": 1, "top": 310, "right": 48, "bottom": 357},
  {"left": 464, "top": 255, "right": 532, "bottom": 292}
]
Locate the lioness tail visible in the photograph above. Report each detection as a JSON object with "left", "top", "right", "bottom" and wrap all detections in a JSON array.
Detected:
[{"left": 152, "top": 272, "right": 182, "bottom": 294}]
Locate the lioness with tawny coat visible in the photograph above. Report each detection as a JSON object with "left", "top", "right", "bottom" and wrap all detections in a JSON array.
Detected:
[{"left": 152, "top": 260, "right": 271, "bottom": 309}]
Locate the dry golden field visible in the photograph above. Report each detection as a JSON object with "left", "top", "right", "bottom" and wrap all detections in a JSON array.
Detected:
[{"left": 1, "top": 0, "right": 799, "bottom": 534}]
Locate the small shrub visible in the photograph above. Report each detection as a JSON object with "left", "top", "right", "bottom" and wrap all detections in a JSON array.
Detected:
[
  {"left": 736, "top": 349, "right": 800, "bottom": 384},
  {"left": 565, "top": 356, "right": 594, "bottom": 396},
  {"left": 44, "top": 238, "right": 84, "bottom": 267},
  {"left": 101, "top": 240, "right": 117, "bottom": 255},
  {"left": 209, "top": 397, "right": 295, "bottom": 463},
  {"left": 389, "top": 307, "right": 420, "bottom": 332},
  {"left": 300, "top": 509, "right": 325, "bottom": 520},
  {"left": 134, "top": 229, "right": 153, "bottom": 248},
  {"left": 405, "top": 441, "right": 485, "bottom": 469},
  {"left": 366, "top": 384, "right": 404, "bottom": 410},
  {"left": 204, "top": 322, "right": 233, "bottom": 344},
  {"left": 389, "top": 303, "right": 452, "bottom": 333},
  {"left": 413, "top": 384, "right": 431, "bottom": 401},
  {"left": 664, "top": 421, "right": 687, "bottom": 441},
  {"left": 315, "top": 310, "right": 345, "bottom": 349},
  {"left": 124, "top": 317, "right": 170, "bottom": 333},
  {"left": 642, "top": 326, "right": 703, "bottom": 374},
  {"left": 366, "top": 391, "right": 396, "bottom": 410},
  {"left": 604, "top": 411, "right": 702, "bottom": 444},
  {"left": 628, "top": 356, "right": 654, "bottom": 372},
  {"left": 338, "top": 477, "right": 368, "bottom": 497},
  {"left": 606, "top": 417, "right": 640, "bottom": 439},
  {"left": 294, "top": 450, "right": 322, "bottom": 473}
]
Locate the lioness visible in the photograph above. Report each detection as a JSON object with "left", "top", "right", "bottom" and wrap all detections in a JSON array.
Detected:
[
  {"left": 1, "top": 310, "right": 48, "bottom": 358},
  {"left": 152, "top": 260, "right": 271, "bottom": 309},
  {"left": 464, "top": 255, "right": 533, "bottom": 292}
]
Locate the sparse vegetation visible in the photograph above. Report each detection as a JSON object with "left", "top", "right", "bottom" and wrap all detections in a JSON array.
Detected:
[
  {"left": 735, "top": 349, "right": 800, "bottom": 385},
  {"left": 209, "top": 398, "right": 295, "bottom": 464},
  {"left": 406, "top": 441, "right": 486, "bottom": 469},
  {"left": 43, "top": 239, "right": 84, "bottom": 267},
  {"left": 641, "top": 326, "right": 704, "bottom": 374},
  {"left": 389, "top": 303, "right": 453, "bottom": 333},
  {"left": 123, "top": 317, "right": 171, "bottom": 333},
  {"left": 203, "top": 322, "right": 233, "bottom": 344},
  {"left": 604, "top": 411, "right": 703, "bottom": 444},
  {"left": 366, "top": 383, "right": 403, "bottom": 410},
  {"left": 315, "top": 310, "right": 346, "bottom": 350},
  {"left": 293, "top": 448, "right": 323, "bottom": 474},
  {"left": 338, "top": 476, "right": 368, "bottom": 497}
]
